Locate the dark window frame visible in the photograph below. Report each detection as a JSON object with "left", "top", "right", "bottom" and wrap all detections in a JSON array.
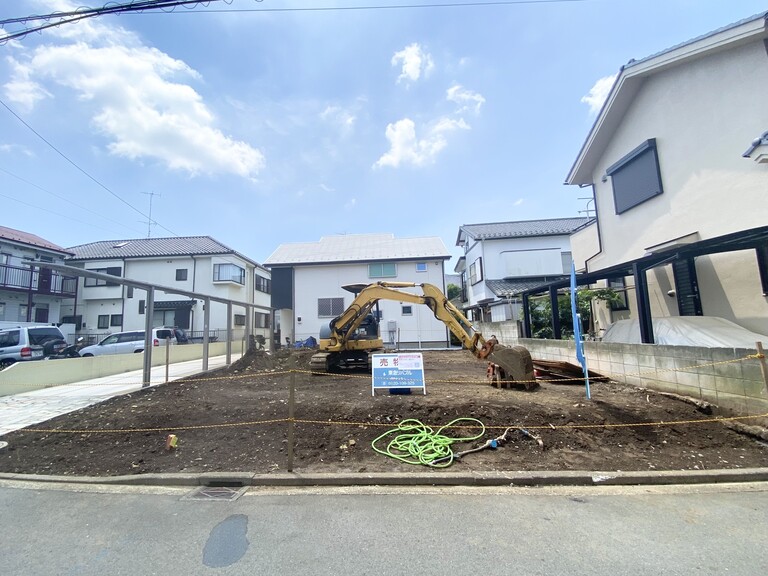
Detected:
[
  {"left": 110, "top": 314, "right": 123, "bottom": 327},
  {"left": 175, "top": 268, "right": 188, "bottom": 281},
  {"left": 606, "top": 138, "right": 664, "bottom": 215},
  {"left": 97, "top": 315, "right": 109, "bottom": 329},
  {"left": 213, "top": 263, "right": 245, "bottom": 285},
  {"left": 608, "top": 277, "right": 629, "bottom": 311},
  {"left": 255, "top": 274, "right": 271, "bottom": 293},
  {"left": 84, "top": 267, "right": 122, "bottom": 287},
  {"left": 318, "top": 297, "right": 345, "bottom": 318}
]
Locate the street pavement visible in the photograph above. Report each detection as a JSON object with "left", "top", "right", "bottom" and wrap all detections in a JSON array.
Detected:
[
  {"left": 0, "top": 353, "right": 241, "bottom": 436},
  {"left": 1, "top": 480, "right": 766, "bottom": 575}
]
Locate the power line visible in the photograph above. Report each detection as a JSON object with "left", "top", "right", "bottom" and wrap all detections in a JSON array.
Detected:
[
  {"left": 0, "top": 97, "right": 151, "bottom": 223},
  {"left": 0, "top": 0, "right": 588, "bottom": 43}
]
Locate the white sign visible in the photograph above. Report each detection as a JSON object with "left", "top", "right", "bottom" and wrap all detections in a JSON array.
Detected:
[{"left": 371, "top": 353, "right": 426, "bottom": 396}]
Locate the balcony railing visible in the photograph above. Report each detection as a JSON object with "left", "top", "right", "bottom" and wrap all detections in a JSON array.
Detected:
[{"left": 0, "top": 263, "right": 78, "bottom": 298}]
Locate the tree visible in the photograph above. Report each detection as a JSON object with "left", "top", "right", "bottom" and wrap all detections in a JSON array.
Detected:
[
  {"left": 531, "top": 287, "right": 621, "bottom": 339},
  {"left": 446, "top": 283, "right": 461, "bottom": 300}
]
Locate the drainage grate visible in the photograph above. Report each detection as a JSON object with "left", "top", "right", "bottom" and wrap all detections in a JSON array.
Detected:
[{"left": 183, "top": 485, "right": 249, "bottom": 502}]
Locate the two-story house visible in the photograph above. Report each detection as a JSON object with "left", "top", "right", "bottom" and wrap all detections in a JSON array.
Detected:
[
  {"left": 455, "top": 218, "right": 590, "bottom": 323},
  {"left": 264, "top": 233, "right": 452, "bottom": 348},
  {"left": 62, "top": 236, "right": 271, "bottom": 341},
  {"left": 0, "top": 226, "right": 77, "bottom": 325},
  {"left": 561, "top": 11, "right": 768, "bottom": 342}
]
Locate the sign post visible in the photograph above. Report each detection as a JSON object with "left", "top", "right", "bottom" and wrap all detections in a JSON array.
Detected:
[{"left": 372, "top": 353, "right": 426, "bottom": 396}]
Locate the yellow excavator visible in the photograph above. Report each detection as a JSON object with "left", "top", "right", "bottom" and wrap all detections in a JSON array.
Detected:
[{"left": 310, "top": 281, "right": 535, "bottom": 385}]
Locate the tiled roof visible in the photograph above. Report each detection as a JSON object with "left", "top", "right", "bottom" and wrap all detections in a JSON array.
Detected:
[
  {"left": 457, "top": 217, "right": 592, "bottom": 244},
  {"left": 0, "top": 225, "right": 72, "bottom": 255},
  {"left": 66, "top": 236, "right": 258, "bottom": 266},
  {"left": 486, "top": 277, "right": 568, "bottom": 298},
  {"left": 264, "top": 233, "right": 450, "bottom": 266}
]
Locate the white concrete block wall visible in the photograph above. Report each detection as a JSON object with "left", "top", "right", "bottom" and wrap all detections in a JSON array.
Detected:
[{"left": 517, "top": 338, "right": 768, "bottom": 417}]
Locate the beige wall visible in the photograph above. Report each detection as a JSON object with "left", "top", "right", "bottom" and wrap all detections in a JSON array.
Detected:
[{"left": 574, "top": 40, "right": 768, "bottom": 333}]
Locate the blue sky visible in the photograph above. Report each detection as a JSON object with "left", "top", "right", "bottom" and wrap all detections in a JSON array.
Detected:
[{"left": 1, "top": 0, "right": 766, "bottom": 269}]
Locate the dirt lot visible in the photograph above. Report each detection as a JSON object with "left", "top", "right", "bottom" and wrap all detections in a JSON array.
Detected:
[{"left": 1, "top": 349, "right": 766, "bottom": 477}]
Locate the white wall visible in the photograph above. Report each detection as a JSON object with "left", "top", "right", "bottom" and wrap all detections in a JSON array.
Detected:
[
  {"left": 292, "top": 260, "right": 449, "bottom": 346},
  {"left": 579, "top": 40, "right": 768, "bottom": 333},
  {"left": 72, "top": 255, "right": 270, "bottom": 339}
]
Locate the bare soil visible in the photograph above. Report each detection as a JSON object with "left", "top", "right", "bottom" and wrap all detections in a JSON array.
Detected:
[{"left": 1, "top": 349, "right": 766, "bottom": 477}]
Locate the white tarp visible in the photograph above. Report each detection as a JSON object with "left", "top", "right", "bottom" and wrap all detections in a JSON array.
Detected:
[{"left": 602, "top": 317, "right": 768, "bottom": 348}]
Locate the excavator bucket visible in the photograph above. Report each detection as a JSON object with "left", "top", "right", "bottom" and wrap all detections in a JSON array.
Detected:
[{"left": 486, "top": 345, "right": 537, "bottom": 390}]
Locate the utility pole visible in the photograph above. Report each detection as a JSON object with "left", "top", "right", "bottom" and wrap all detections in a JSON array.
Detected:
[{"left": 141, "top": 191, "right": 161, "bottom": 238}]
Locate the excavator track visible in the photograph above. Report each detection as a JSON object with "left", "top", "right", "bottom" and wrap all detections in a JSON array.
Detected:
[{"left": 487, "top": 345, "right": 537, "bottom": 390}]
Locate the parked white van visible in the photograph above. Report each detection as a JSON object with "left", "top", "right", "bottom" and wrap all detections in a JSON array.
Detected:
[{"left": 79, "top": 328, "right": 177, "bottom": 357}]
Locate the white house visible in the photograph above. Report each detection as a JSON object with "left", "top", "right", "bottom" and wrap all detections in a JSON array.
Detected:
[
  {"left": 62, "top": 236, "right": 271, "bottom": 342},
  {"left": 455, "top": 218, "right": 590, "bottom": 322},
  {"left": 0, "top": 226, "right": 77, "bottom": 325},
  {"left": 264, "top": 233, "right": 452, "bottom": 348},
  {"left": 564, "top": 11, "right": 768, "bottom": 340}
]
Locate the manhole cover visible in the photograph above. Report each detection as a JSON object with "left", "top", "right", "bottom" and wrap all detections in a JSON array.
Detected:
[{"left": 183, "top": 485, "right": 249, "bottom": 502}]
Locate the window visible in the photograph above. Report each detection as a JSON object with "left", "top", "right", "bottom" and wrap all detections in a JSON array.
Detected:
[
  {"left": 0, "top": 330, "right": 19, "bottom": 346},
  {"left": 110, "top": 314, "right": 123, "bottom": 327},
  {"left": 213, "top": 263, "right": 245, "bottom": 285},
  {"left": 609, "top": 278, "right": 629, "bottom": 311},
  {"left": 0, "top": 302, "right": 4, "bottom": 321},
  {"left": 18, "top": 305, "right": 28, "bottom": 322},
  {"left": 606, "top": 139, "right": 664, "bottom": 214},
  {"left": 126, "top": 286, "right": 134, "bottom": 298},
  {"left": 139, "top": 300, "right": 145, "bottom": 314},
  {"left": 84, "top": 267, "right": 122, "bottom": 287},
  {"left": 561, "top": 252, "right": 572, "bottom": 274},
  {"left": 176, "top": 268, "right": 188, "bottom": 281},
  {"left": 402, "top": 305, "right": 413, "bottom": 315},
  {"left": 234, "top": 314, "right": 246, "bottom": 326},
  {"left": 469, "top": 258, "right": 483, "bottom": 285},
  {"left": 255, "top": 274, "right": 271, "bottom": 293},
  {"left": 416, "top": 262, "right": 428, "bottom": 273},
  {"left": 97, "top": 315, "right": 109, "bottom": 329},
  {"left": 318, "top": 297, "right": 345, "bottom": 317},
  {"left": 368, "top": 262, "right": 397, "bottom": 278},
  {"left": 255, "top": 312, "right": 270, "bottom": 328}
]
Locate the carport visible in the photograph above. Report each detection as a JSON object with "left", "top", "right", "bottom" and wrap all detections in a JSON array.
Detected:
[{"left": 519, "top": 225, "right": 768, "bottom": 343}]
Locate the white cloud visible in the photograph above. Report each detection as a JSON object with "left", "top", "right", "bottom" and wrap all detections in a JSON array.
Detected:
[
  {"left": 0, "top": 143, "right": 33, "bottom": 156},
  {"left": 344, "top": 197, "right": 357, "bottom": 211},
  {"left": 581, "top": 74, "right": 617, "bottom": 116},
  {"left": 373, "top": 117, "right": 469, "bottom": 169},
  {"left": 391, "top": 43, "right": 434, "bottom": 84},
  {"left": 320, "top": 105, "right": 356, "bottom": 133},
  {"left": 513, "top": 198, "right": 524, "bottom": 206},
  {"left": 446, "top": 84, "right": 485, "bottom": 114},
  {"left": 2, "top": 9, "right": 265, "bottom": 179}
]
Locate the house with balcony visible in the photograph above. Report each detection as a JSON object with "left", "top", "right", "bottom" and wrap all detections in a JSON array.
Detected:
[
  {"left": 454, "top": 218, "right": 590, "bottom": 323},
  {"left": 554, "top": 11, "right": 768, "bottom": 343},
  {"left": 264, "top": 233, "right": 452, "bottom": 348},
  {"left": 62, "top": 236, "right": 271, "bottom": 341},
  {"left": 0, "top": 226, "right": 77, "bottom": 325}
]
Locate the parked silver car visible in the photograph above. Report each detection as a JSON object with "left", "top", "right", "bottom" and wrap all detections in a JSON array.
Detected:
[
  {"left": 79, "top": 328, "right": 176, "bottom": 357},
  {"left": 0, "top": 325, "right": 67, "bottom": 369}
]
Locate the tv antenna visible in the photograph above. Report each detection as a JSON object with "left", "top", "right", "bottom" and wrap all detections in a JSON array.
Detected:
[
  {"left": 578, "top": 197, "right": 595, "bottom": 218},
  {"left": 141, "top": 191, "right": 161, "bottom": 238}
]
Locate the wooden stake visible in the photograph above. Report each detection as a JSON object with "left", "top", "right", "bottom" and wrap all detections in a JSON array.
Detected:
[
  {"left": 287, "top": 370, "right": 295, "bottom": 472},
  {"left": 756, "top": 342, "right": 768, "bottom": 396}
]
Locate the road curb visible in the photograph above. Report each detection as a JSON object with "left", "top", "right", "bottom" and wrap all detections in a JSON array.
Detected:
[{"left": 2, "top": 468, "right": 768, "bottom": 488}]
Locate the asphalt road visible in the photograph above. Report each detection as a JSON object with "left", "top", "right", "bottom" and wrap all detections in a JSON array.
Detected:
[{"left": 2, "top": 480, "right": 767, "bottom": 575}]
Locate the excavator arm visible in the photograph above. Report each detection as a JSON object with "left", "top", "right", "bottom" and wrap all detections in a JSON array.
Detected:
[
  {"left": 323, "top": 281, "right": 486, "bottom": 355},
  {"left": 313, "top": 282, "right": 534, "bottom": 386}
]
